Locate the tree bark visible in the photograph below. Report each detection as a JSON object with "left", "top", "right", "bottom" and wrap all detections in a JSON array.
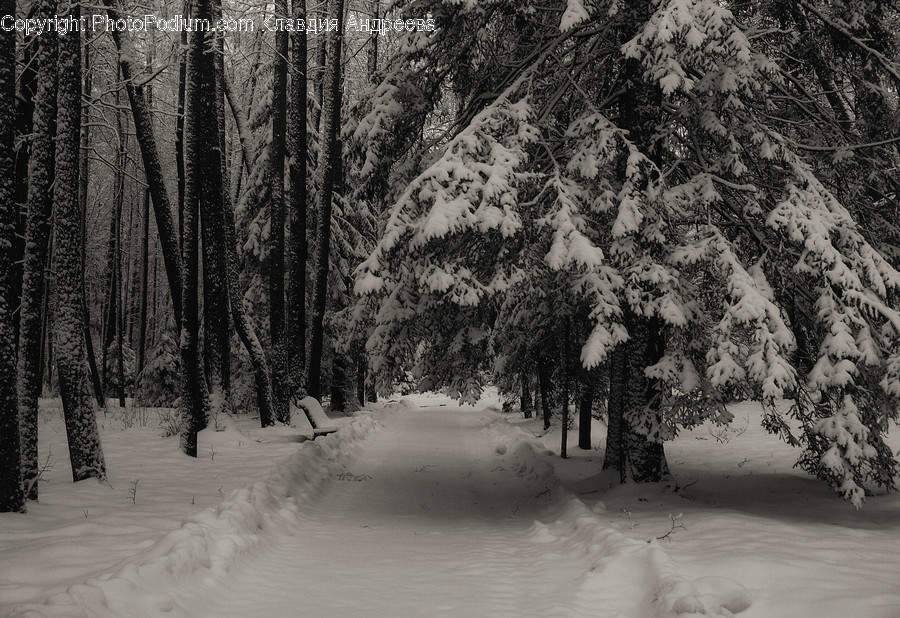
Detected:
[
  {"left": 308, "top": 0, "right": 344, "bottom": 400},
  {"left": 81, "top": 42, "right": 104, "bottom": 409},
  {"left": 578, "top": 382, "right": 594, "bottom": 451},
  {"left": 17, "top": 5, "right": 57, "bottom": 499},
  {"left": 268, "top": 0, "right": 290, "bottom": 420},
  {"left": 520, "top": 369, "right": 533, "bottom": 419},
  {"left": 537, "top": 355, "right": 553, "bottom": 431},
  {"left": 101, "top": 0, "right": 184, "bottom": 328},
  {"left": 54, "top": 0, "right": 106, "bottom": 482},
  {"left": 0, "top": 0, "right": 24, "bottom": 513},
  {"left": 179, "top": 0, "right": 215, "bottom": 455},
  {"left": 136, "top": 188, "right": 150, "bottom": 382},
  {"left": 288, "top": 1, "right": 308, "bottom": 393}
]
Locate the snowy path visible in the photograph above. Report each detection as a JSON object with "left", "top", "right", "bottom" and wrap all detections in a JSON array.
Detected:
[{"left": 172, "top": 405, "right": 610, "bottom": 617}]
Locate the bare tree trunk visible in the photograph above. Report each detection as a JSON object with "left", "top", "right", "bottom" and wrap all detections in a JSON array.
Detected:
[
  {"left": 136, "top": 188, "right": 150, "bottom": 382},
  {"left": 308, "top": 0, "right": 344, "bottom": 400},
  {"left": 537, "top": 355, "right": 553, "bottom": 431},
  {"left": 54, "top": 0, "right": 106, "bottom": 481},
  {"left": 288, "top": 2, "right": 308, "bottom": 394},
  {"left": 268, "top": 0, "right": 290, "bottom": 420},
  {"left": 81, "top": 42, "right": 104, "bottom": 409},
  {"left": 604, "top": 349, "right": 626, "bottom": 479},
  {"left": 179, "top": 0, "right": 215, "bottom": 456},
  {"left": 0, "top": 0, "right": 24, "bottom": 513},
  {"left": 560, "top": 320, "right": 570, "bottom": 459},
  {"left": 100, "top": 184, "right": 117, "bottom": 395},
  {"left": 175, "top": 0, "right": 191, "bottom": 247},
  {"left": 520, "top": 369, "right": 533, "bottom": 419},
  {"left": 17, "top": 6, "right": 57, "bottom": 499},
  {"left": 101, "top": 0, "right": 184, "bottom": 328},
  {"left": 578, "top": 380, "right": 594, "bottom": 451}
]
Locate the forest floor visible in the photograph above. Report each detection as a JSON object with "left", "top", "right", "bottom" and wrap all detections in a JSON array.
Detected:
[{"left": 1, "top": 391, "right": 899, "bottom": 617}]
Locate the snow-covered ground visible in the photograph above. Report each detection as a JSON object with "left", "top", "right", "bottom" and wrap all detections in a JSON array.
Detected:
[{"left": 1, "top": 392, "right": 898, "bottom": 617}]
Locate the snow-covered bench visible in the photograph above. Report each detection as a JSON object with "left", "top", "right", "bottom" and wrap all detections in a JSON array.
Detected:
[{"left": 295, "top": 396, "right": 338, "bottom": 437}]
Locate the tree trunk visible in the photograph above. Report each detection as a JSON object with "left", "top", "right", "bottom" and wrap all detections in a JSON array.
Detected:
[
  {"left": 308, "top": 0, "right": 344, "bottom": 400},
  {"left": 537, "top": 355, "right": 553, "bottom": 431},
  {"left": 269, "top": 0, "right": 290, "bottom": 420},
  {"left": 520, "top": 369, "right": 533, "bottom": 419},
  {"left": 603, "top": 316, "right": 669, "bottom": 483},
  {"left": 175, "top": 0, "right": 190, "bottom": 247},
  {"left": 179, "top": 0, "right": 216, "bottom": 456},
  {"left": 0, "top": 0, "right": 24, "bottom": 513},
  {"left": 101, "top": 0, "right": 184, "bottom": 328},
  {"left": 12, "top": 29, "right": 36, "bottom": 359},
  {"left": 560, "top": 320, "right": 570, "bottom": 459},
  {"left": 136, "top": 188, "right": 150, "bottom": 382},
  {"left": 54, "top": 0, "right": 106, "bottom": 482},
  {"left": 578, "top": 382, "right": 594, "bottom": 451},
  {"left": 81, "top": 42, "right": 104, "bottom": 409},
  {"left": 604, "top": 348, "right": 626, "bottom": 480},
  {"left": 367, "top": 0, "right": 379, "bottom": 78},
  {"left": 100, "top": 183, "right": 118, "bottom": 396},
  {"left": 17, "top": 7, "right": 57, "bottom": 499},
  {"left": 288, "top": 2, "right": 308, "bottom": 393}
]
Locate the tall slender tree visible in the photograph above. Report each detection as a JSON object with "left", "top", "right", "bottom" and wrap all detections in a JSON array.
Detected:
[
  {"left": 308, "top": 0, "right": 345, "bottom": 400},
  {"left": 54, "top": 0, "right": 105, "bottom": 482},
  {"left": 16, "top": 0, "right": 57, "bottom": 500},
  {"left": 287, "top": 0, "right": 308, "bottom": 394},
  {"left": 179, "top": 0, "right": 215, "bottom": 456},
  {"left": 268, "top": 0, "right": 290, "bottom": 420},
  {"left": 0, "top": 0, "right": 24, "bottom": 513}
]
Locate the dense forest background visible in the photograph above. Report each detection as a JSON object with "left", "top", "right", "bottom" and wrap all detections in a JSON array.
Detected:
[{"left": 0, "top": 0, "right": 899, "bottom": 513}]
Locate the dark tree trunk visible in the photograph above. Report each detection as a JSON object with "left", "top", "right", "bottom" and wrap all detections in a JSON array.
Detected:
[
  {"left": 308, "top": 0, "right": 344, "bottom": 400},
  {"left": 603, "top": 316, "right": 669, "bottom": 483},
  {"left": 136, "top": 188, "right": 150, "bottom": 382},
  {"left": 537, "top": 355, "right": 553, "bottom": 431},
  {"left": 102, "top": 0, "right": 184, "bottom": 328},
  {"left": 604, "top": 348, "right": 626, "bottom": 479},
  {"left": 288, "top": 2, "right": 308, "bottom": 393},
  {"left": 12, "top": 31, "right": 36, "bottom": 358},
  {"left": 330, "top": 352, "right": 347, "bottom": 412},
  {"left": 520, "top": 369, "right": 533, "bottom": 419},
  {"left": 81, "top": 42, "right": 104, "bottom": 409},
  {"left": 0, "top": 0, "right": 24, "bottom": 513},
  {"left": 54, "top": 0, "right": 106, "bottom": 482},
  {"left": 578, "top": 382, "right": 594, "bottom": 451},
  {"left": 175, "top": 0, "right": 190, "bottom": 246},
  {"left": 560, "top": 321, "right": 570, "bottom": 459},
  {"left": 269, "top": 0, "right": 290, "bottom": 421},
  {"left": 179, "top": 0, "right": 216, "bottom": 456},
  {"left": 367, "top": 0, "right": 379, "bottom": 78},
  {"left": 100, "top": 183, "right": 118, "bottom": 395},
  {"left": 17, "top": 5, "right": 57, "bottom": 499}
]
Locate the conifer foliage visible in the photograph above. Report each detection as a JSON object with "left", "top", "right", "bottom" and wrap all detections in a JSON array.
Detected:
[{"left": 355, "top": 0, "right": 900, "bottom": 505}]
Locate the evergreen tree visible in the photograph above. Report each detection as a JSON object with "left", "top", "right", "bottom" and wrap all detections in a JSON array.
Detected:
[{"left": 355, "top": 0, "right": 900, "bottom": 503}]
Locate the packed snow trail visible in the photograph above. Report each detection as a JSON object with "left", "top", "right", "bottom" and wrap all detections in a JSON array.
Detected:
[
  {"left": 165, "top": 403, "right": 748, "bottom": 618},
  {"left": 11, "top": 401, "right": 751, "bottom": 617},
  {"left": 174, "top": 404, "right": 611, "bottom": 617}
]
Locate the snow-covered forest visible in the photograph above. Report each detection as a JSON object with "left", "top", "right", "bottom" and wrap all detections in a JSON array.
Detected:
[{"left": 1, "top": 0, "right": 899, "bottom": 615}]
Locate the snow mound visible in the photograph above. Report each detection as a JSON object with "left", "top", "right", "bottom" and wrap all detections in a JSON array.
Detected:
[
  {"left": 8, "top": 413, "right": 382, "bottom": 617},
  {"left": 486, "top": 411, "right": 752, "bottom": 617}
]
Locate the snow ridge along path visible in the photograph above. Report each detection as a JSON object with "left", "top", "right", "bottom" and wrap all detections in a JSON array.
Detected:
[{"left": 12, "top": 400, "right": 751, "bottom": 617}]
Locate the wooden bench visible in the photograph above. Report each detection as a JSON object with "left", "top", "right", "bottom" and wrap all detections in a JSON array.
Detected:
[{"left": 294, "top": 396, "right": 338, "bottom": 437}]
